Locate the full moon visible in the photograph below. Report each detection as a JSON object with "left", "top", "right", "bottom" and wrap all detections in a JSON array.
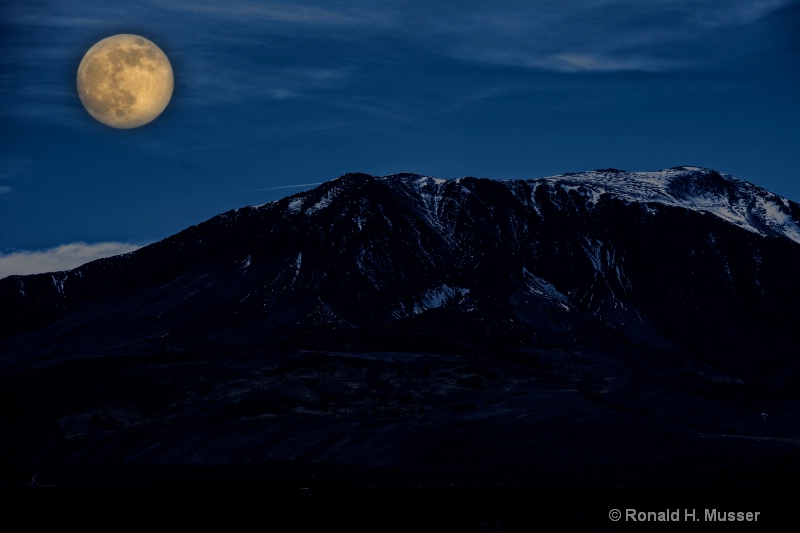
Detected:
[{"left": 77, "top": 34, "right": 173, "bottom": 129}]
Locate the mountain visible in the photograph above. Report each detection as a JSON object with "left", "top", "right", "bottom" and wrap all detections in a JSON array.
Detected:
[
  {"left": 3, "top": 166, "right": 799, "bottom": 373},
  {"left": 2, "top": 166, "right": 800, "bottom": 494}
]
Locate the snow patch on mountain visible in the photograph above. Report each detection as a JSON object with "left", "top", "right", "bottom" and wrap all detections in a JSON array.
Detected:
[
  {"left": 389, "top": 175, "right": 457, "bottom": 241},
  {"left": 51, "top": 272, "right": 67, "bottom": 297},
  {"left": 759, "top": 197, "right": 800, "bottom": 243},
  {"left": 413, "top": 284, "right": 470, "bottom": 314},
  {"left": 287, "top": 197, "right": 304, "bottom": 214},
  {"left": 306, "top": 187, "right": 340, "bottom": 215},
  {"left": 526, "top": 167, "right": 800, "bottom": 244},
  {"left": 291, "top": 252, "right": 302, "bottom": 286},
  {"left": 522, "top": 268, "right": 571, "bottom": 311},
  {"left": 581, "top": 238, "right": 605, "bottom": 274}
]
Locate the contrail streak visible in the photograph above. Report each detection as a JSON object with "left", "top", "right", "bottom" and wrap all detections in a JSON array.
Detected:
[{"left": 245, "top": 182, "right": 322, "bottom": 192}]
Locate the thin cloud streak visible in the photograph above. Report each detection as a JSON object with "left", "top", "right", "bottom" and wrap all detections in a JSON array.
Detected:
[
  {"left": 0, "top": 242, "right": 144, "bottom": 279},
  {"left": 184, "top": 64, "right": 356, "bottom": 106},
  {"left": 155, "top": 0, "right": 393, "bottom": 28},
  {"left": 245, "top": 182, "right": 323, "bottom": 191}
]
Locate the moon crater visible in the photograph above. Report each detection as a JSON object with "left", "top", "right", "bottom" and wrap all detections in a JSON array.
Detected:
[{"left": 77, "top": 34, "right": 173, "bottom": 129}]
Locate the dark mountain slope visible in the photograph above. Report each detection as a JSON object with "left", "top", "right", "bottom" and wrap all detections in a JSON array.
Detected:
[{"left": 3, "top": 167, "right": 798, "bottom": 377}]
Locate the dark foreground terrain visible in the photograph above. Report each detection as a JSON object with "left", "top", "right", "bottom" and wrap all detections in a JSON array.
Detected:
[
  {"left": 5, "top": 342, "right": 798, "bottom": 480},
  {"left": 3, "top": 340, "right": 798, "bottom": 528}
]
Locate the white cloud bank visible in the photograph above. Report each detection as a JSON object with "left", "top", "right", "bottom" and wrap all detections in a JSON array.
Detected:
[{"left": 0, "top": 242, "right": 144, "bottom": 279}]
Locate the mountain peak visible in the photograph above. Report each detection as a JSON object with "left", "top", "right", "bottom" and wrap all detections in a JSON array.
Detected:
[{"left": 510, "top": 167, "right": 800, "bottom": 244}]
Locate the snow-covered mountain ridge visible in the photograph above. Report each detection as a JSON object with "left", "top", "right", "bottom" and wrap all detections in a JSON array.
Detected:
[{"left": 363, "top": 166, "right": 800, "bottom": 244}]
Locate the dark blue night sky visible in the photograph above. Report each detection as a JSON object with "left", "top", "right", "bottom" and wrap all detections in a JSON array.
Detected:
[{"left": 2, "top": 0, "right": 799, "bottom": 276}]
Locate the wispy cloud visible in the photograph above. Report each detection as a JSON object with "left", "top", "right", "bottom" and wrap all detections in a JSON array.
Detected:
[
  {"left": 1, "top": 1, "right": 134, "bottom": 29},
  {"left": 0, "top": 156, "right": 37, "bottom": 180},
  {"left": 0, "top": 242, "right": 144, "bottom": 279},
  {"left": 156, "top": 0, "right": 793, "bottom": 75},
  {"left": 155, "top": 0, "right": 391, "bottom": 28},
  {"left": 382, "top": 0, "right": 795, "bottom": 72},
  {"left": 541, "top": 53, "right": 678, "bottom": 73},
  {"left": 184, "top": 64, "right": 356, "bottom": 106},
  {"left": 0, "top": 156, "right": 38, "bottom": 195},
  {"left": 685, "top": 0, "right": 789, "bottom": 27}
]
